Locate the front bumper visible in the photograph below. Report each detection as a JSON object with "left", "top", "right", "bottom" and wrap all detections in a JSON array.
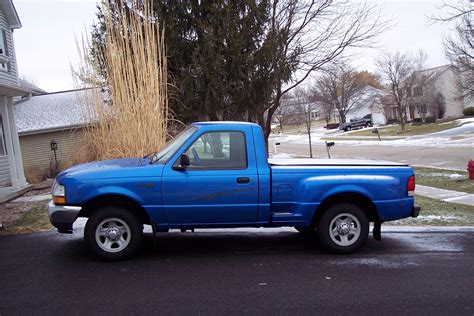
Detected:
[
  {"left": 48, "top": 200, "right": 81, "bottom": 234},
  {"left": 412, "top": 204, "right": 421, "bottom": 218}
]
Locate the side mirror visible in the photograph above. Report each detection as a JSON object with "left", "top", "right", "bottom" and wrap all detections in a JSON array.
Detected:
[
  {"left": 180, "top": 153, "right": 190, "bottom": 167},
  {"left": 174, "top": 153, "right": 190, "bottom": 170}
]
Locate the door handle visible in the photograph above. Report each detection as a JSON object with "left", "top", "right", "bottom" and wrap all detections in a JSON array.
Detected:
[{"left": 237, "top": 177, "right": 250, "bottom": 184}]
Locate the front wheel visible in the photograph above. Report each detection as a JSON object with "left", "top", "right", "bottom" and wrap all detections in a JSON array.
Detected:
[
  {"left": 317, "top": 203, "right": 369, "bottom": 254},
  {"left": 84, "top": 207, "right": 143, "bottom": 260}
]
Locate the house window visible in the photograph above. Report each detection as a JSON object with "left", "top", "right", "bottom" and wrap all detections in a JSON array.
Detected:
[
  {"left": 0, "top": 30, "right": 9, "bottom": 72},
  {"left": 0, "top": 116, "right": 6, "bottom": 156},
  {"left": 413, "top": 86, "right": 423, "bottom": 96}
]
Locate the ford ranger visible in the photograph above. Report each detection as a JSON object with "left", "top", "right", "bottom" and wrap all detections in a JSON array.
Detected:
[{"left": 48, "top": 122, "right": 420, "bottom": 260}]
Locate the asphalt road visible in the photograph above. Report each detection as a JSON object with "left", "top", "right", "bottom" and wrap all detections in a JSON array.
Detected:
[
  {"left": 277, "top": 142, "right": 473, "bottom": 170},
  {"left": 1, "top": 228, "right": 474, "bottom": 315}
]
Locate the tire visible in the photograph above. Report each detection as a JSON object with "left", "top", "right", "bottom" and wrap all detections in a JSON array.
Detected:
[
  {"left": 317, "top": 203, "right": 369, "bottom": 254},
  {"left": 84, "top": 206, "right": 143, "bottom": 261},
  {"left": 346, "top": 126, "right": 352, "bottom": 131}
]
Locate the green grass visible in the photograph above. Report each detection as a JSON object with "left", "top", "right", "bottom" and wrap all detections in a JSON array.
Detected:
[
  {"left": 2, "top": 203, "right": 52, "bottom": 234},
  {"left": 391, "top": 194, "right": 474, "bottom": 226},
  {"left": 345, "top": 121, "right": 460, "bottom": 137},
  {"left": 271, "top": 120, "right": 328, "bottom": 134},
  {"left": 413, "top": 167, "right": 474, "bottom": 194}
]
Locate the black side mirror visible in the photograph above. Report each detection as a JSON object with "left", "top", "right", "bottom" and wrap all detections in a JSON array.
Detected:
[
  {"left": 174, "top": 153, "right": 190, "bottom": 170},
  {"left": 180, "top": 153, "right": 190, "bottom": 167}
]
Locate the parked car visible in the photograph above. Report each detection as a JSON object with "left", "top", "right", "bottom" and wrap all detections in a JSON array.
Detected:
[
  {"left": 339, "top": 117, "right": 373, "bottom": 131},
  {"left": 48, "top": 122, "right": 419, "bottom": 260}
]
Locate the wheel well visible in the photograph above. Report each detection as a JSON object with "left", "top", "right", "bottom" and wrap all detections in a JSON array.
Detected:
[
  {"left": 78, "top": 194, "right": 151, "bottom": 225},
  {"left": 312, "top": 193, "right": 379, "bottom": 227}
]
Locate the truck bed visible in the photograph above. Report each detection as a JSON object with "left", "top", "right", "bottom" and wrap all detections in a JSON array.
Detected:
[{"left": 268, "top": 158, "right": 408, "bottom": 167}]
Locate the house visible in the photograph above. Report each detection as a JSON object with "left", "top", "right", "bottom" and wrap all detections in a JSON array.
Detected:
[
  {"left": 345, "top": 86, "right": 387, "bottom": 125},
  {"left": 275, "top": 94, "right": 319, "bottom": 126},
  {"left": 408, "top": 64, "right": 465, "bottom": 120},
  {"left": 0, "top": 0, "right": 33, "bottom": 200},
  {"left": 14, "top": 88, "right": 95, "bottom": 181}
]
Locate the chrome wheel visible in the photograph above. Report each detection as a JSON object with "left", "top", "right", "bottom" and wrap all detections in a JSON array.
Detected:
[
  {"left": 328, "top": 213, "right": 361, "bottom": 247},
  {"left": 95, "top": 217, "right": 131, "bottom": 253}
]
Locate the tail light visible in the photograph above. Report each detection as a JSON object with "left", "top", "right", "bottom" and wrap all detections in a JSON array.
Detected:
[{"left": 407, "top": 175, "right": 415, "bottom": 196}]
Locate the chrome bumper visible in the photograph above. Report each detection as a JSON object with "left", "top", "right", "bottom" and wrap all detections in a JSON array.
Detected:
[{"left": 48, "top": 200, "right": 81, "bottom": 234}]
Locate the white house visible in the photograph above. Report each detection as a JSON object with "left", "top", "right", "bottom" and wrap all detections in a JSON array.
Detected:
[
  {"left": 0, "top": 0, "right": 32, "bottom": 200},
  {"left": 408, "top": 65, "right": 465, "bottom": 119},
  {"left": 345, "top": 86, "right": 387, "bottom": 125}
]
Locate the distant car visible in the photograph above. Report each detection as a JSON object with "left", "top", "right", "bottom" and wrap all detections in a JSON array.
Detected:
[{"left": 339, "top": 117, "right": 373, "bottom": 131}]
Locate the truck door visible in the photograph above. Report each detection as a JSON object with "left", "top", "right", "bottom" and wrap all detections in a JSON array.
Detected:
[{"left": 162, "top": 129, "right": 259, "bottom": 225}]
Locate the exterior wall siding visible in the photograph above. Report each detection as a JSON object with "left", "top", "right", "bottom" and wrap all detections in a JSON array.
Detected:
[
  {"left": 432, "top": 69, "right": 465, "bottom": 118},
  {"left": 0, "top": 8, "right": 18, "bottom": 87},
  {"left": 20, "top": 128, "right": 87, "bottom": 178},
  {"left": 0, "top": 155, "right": 11, "bottom": 186}
]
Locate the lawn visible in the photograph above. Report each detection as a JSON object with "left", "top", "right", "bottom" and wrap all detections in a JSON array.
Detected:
[
  {"left": 0, "top": 203, "right": 52, "bottom": 235},
  {"left": 344, "top": 120, "right": 460, "bottom": 137},
  {"left": 413, "top": 166, "right": 473, "bottom": 194},
  {"left": 271, "top": 120, "right": 328, "bottom": 134},
  {"left": 391, "top": 194, "right": 474, "bottom": 226}
]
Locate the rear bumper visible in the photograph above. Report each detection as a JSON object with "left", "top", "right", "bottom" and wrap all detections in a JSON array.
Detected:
[
  {"left": 412, "top": 204, "right": 421, "bottom": 218},
  {"left": 48, "top": 201, "right": 81, "bottom": 234}
]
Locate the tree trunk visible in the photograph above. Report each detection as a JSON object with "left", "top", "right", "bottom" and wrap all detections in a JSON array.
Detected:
[{"left": 308, "top": 128, "right": 313, "bottom": 158}]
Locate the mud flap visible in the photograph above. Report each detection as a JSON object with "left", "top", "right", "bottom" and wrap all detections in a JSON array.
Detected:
[{"left": 373, "top": 217, "right": 382, "bottom": 241}]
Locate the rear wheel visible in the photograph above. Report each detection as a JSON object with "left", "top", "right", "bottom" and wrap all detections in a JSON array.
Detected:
[
  {"left": 317, "top": 203, "right": 368, "bottom": 254},
  {"left": 85, "top": 206, "right": 143, "bottom": 260}
]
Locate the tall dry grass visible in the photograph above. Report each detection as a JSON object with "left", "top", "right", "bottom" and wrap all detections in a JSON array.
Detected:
[{"left": 75, "top": 0, "right": 169, "bottom": 161}]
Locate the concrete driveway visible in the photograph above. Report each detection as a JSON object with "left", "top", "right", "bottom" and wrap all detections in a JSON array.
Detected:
[{"left": 1, "top": 227, "right": 473, "bottom": 314}]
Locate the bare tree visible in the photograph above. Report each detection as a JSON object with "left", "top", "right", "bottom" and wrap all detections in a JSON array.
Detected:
[
  {"left": 314, "top": 62, "right": 366, "bottom": 124},
  {"left": 294, "top": 86, "right": 318, "bottom": 157},
  {"left": 425, "top": 91, "right": 446, "bottom": 119},
  {"left": 376, "top": 50, "right": 427, "bottom": 130},
  {"left": 432, "top": 1, "right": 474, "bottom": 101},
  {"left": 257, "top": 0, "right": 389, "bottom": 147},
  {"left": 275, "top": 95, "right": 295, "bottom": 133},
  {"left": 310, "top": 88, "right": 334, "bottom": 125}
]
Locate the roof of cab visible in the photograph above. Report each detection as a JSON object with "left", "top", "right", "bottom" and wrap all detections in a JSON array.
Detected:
[{"left": 192, "top": 121, "right": 261, "bottom": 128}]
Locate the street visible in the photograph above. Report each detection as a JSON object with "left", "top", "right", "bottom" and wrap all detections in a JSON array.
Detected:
[
  {"left": 276, "top": 142, "right": 473, "bottom": 170},
  {"left": 1, "top": 227, "right": 473, "bottom": 315}
]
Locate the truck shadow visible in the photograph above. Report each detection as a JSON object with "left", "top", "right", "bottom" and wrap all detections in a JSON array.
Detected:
[
  {"left": 51, "top": 229, "right": 390, "bottom": 263},
  {"left": 138, "top": 230, "right": 387, "bottom": 259}
]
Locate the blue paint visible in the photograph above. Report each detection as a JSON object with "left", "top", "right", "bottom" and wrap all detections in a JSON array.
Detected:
[{"left": 54, "top": 122, "right": 416, "bottom": 230}]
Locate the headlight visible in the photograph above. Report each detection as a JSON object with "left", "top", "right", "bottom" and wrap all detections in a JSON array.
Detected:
[{"left": 52, "top": 183, "right": 66, "bottom": 205}]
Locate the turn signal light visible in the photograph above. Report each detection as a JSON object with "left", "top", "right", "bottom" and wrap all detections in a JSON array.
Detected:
[
  {"left": 407, "top": 175, "right": 415, "bottom": 196},
  {"left": 53, "top": 196, "right": 66, "bottom": 205}
]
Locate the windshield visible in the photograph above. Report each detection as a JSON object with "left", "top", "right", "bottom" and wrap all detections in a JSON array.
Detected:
[{"left": 151, "top": 126, "right": 197, "bottom": 164}]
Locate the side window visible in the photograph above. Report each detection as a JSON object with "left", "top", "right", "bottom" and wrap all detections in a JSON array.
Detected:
[{"left": 185, "top": 131, "right": 247, "bottom": 169}]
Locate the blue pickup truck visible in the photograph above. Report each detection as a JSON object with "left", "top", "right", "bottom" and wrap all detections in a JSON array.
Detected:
[{"left": 48, "top": 122, "right": 420, "bottom": 260}]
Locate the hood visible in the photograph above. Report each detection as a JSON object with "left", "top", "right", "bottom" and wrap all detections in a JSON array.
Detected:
[{"left": 56, "top": 157, "right": 162, "bottom": 182}]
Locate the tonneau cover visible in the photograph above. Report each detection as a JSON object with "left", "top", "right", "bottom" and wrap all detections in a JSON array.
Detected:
[{"left": 268, "top": 158, "right": 408, "bottom": 167}]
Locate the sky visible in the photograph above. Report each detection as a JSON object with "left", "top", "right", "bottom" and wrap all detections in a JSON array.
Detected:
[{"left": 13, "top": 0, "right": 459, "bottom": 93}]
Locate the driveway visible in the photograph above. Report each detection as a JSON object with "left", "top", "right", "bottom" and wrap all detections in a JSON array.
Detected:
[{"left": 1, "top": 227, "right": 473, "bottom": 314}]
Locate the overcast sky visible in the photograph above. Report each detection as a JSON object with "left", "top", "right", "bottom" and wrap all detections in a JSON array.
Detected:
[{"left": 13, "top": 0, "right": 458, "bottom": 93}]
